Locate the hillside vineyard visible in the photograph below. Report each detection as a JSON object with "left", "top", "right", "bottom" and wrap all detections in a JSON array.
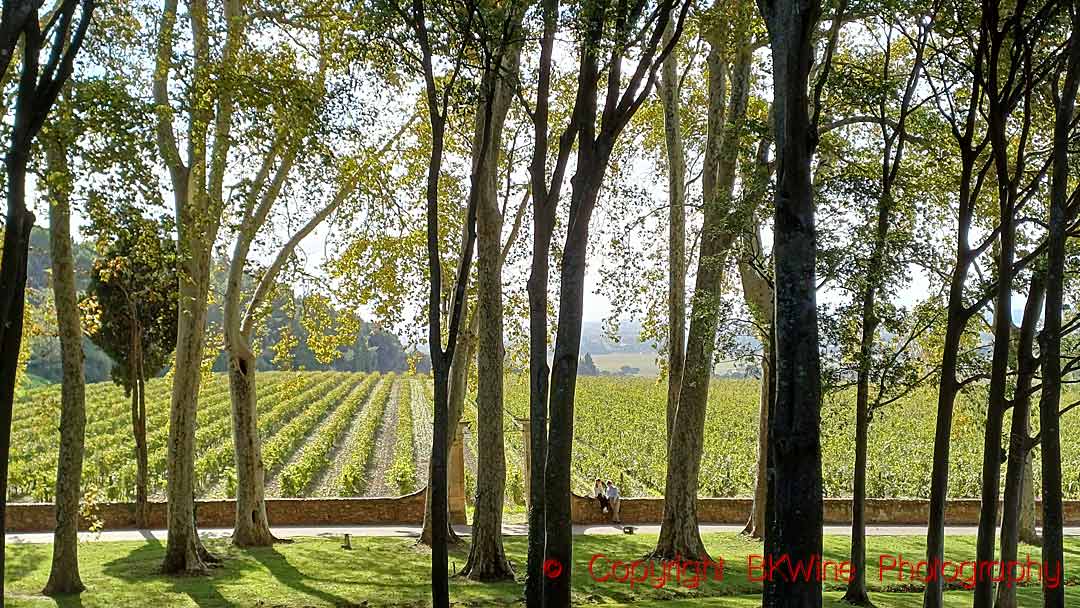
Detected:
[{"left": 10, "top": 371, "right": 1075, "bottom": 504}]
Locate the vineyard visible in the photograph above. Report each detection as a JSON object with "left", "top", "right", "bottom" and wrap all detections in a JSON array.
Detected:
[{"left": 10, "top": 371, "right": 1080, "bottom": 504}]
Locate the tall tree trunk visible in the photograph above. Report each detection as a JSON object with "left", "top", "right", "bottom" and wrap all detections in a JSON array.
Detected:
[
  {"left": 844, "top": 21, "right": 926, "bottom": 601},
  {"left": 227, "top": 342, "right": 275, "bottom": 546},
  {"left": 974, "top": 7, "right": 1023, "bottom": 601},
  {"left": 525, "top": 2, "right": 560, "bottom": 603},
  {"left": 162, "top": 242, "right": 215, "bottom": 573},
  {"left": 224, "top": 204, "right": 276, "bottom": 546},
  {"left": 0, "top": 145, "right": 35, "bottom": 601},
  {"left": 463, "top": 27, "right": 521, "bottom": 580},
  {"left": 659, "top": 17, "right": 686, "bottom": 440},
  {"left": 132, "top": 322, "right": 149, "bottom": 529},
  {"left": 1036, "top": 14, "right": 1080, "bottom": 608},
  {"left": 654, "top": 4, "right": 752, "bottom": 561},
  {"left": 159, "top": 0, "right": 239, "bottom": 574},
  {"left": 543, "top": 169, "right": 602, "bottom": 608},
  {"left": 995, "top": 275, "right": 1043, "bottom": 608},
  {"left": 42, "top": 135, "right": 87, "bottom": 595},
  {"left": 738, "top": 138, "right": 774, "bottom": 540},
  {"left": 759, "top": 0, "right": 824, "bottom": 603},
  {"left": 419, "top": 310, "right": 473, "bottom": 547},
  {"left": 0, "top": 0, "right": 92, "bottom": 596},
  {"left": 922, "top": 145, "right": 980, "bottom": 608},
  {"left": 922, "top": 269, "right": 969, "bottom": 608}
]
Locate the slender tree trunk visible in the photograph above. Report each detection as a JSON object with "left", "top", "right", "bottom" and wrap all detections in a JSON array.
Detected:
[
  {"left": 1036, "top": 16, "right": 1080, "bottom": 608},
  {"left": 654, "top": 7, "right": 752, "bottom": 561},
  {"left": 0, "top": 146, "right": 35, "bottom": 599},
  {"left": 974, "top": 10, "right": 1022, "bottom": 600},
  {"left": 923, "top": 163, "right": 977, "bottom": 608},
  {"left": 133, "top": 323, "right": 149, "bottom": 529},
  {"left": 161, "top": 242, "right": 214, "bottom": 573},
  {"left": 227, "top": 342, "right": 275, "bottom": 546},
  {"left": 544, "top": 170, "right": 604, "bottom": 605},
  {"left": 659, "top": 17, "right": 686, "bottom": 440},
  {"left": 420, "top": 314, "right": 472, "bottom": 547},
  {"left": 525, "top": 1, "right": 565, "bottom": 602},
  {"left": 759, "top": 0, "right": 824, "bottom": 603},
  {"left": 995, "top": 276, "right": 1043, "bottom": 608},
  {"left": 430, "top": 362, "right": 451, "bottom": 605},
  {"left": 223, "top": 198, "right": 276, "bottom": 546},
  {"left": 463, "top": 28, "right": 521, "bottom": 580},
  {"left": 43, "top": 136, "right": 87, "bottom": 595},
  {"left": 738, "top": 139, "right": 774, "bottom": 540},
  {"left": 526, "top": 220, "right": 552, "bottom": 607},
  {"left": 845, "top": 152, "right": 893, "bottom": 608},
  {"left": 743, "top": 348, "right": 770, "bottom": 538}
]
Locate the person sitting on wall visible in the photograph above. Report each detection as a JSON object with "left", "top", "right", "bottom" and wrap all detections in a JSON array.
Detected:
[
  {"left": 606, "top": 479, "right": 621, "bottom": 524},
  {"left": 594, "top": 478, "right": 611, "bottom": 513}
]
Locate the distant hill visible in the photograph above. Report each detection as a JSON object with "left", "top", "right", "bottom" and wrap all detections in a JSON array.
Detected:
[{"left": 578, "top": 320, "right": 761, "bottom": 378}]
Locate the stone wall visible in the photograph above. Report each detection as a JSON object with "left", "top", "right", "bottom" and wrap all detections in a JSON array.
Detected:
[
  {"left": 5, "top": 489, "right": 470, "bottom": 533},
  {"left": 10, "top": 492, "right": 1080, "bottom": 533}
]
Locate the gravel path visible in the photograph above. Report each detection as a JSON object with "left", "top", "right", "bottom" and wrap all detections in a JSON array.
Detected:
[
  {"left": 311, "top": 378, "right": 385, "bottom": 497},
  {"left": 411, "top": 379, "right": 433, "bottom": 486},
  {"left": 362, "top": 379, "right": 400, "bottom": 497}
]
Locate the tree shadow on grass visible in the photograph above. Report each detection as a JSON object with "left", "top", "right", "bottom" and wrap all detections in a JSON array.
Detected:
[
  {"left": 5, "top": 543, "right": 49, "bottom": 582},
  {"left": 102, "top": 537, "right": 246, "bottom": 607},
  {"left": 248, "top": 545, "right": 360, "bottom": 607}
]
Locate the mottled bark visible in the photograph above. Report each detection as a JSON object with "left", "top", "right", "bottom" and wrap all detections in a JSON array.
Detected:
[
  {"left": 43, "top": 135, "right": 87, "bottom": 595},
  {"left": 462, "top": 25, "right": 522, "bottom": 581},
  {"left": 654, "top": 12, "right": 752, "bottom": 560},
  {"left": 1018, "top": 452, "right": 1040, "bottom": 546},
  {"left": 758, "top": 0, "right": 825, "bottom": 602},
  {"left": 161, "top": 247, "right": 215, "bottom": 573},
  {"left": 738, "top": 138, "right": 774, "bottom": 540},
  {"left": 228, "top": 351, "right": 274, "bottom": 546},
  {"left": 157, "top": 0, "right": 241, "bottom": 574},
  {"left": 659, "top": 17, "right": 686, "bottom": 440}
]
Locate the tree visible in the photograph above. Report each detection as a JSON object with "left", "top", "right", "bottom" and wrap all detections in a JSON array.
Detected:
[
  {"left": 756, "top": 0, "right": 835, "bottom": 602},
  {"left": 221, "top": 14, "right": 404, "bottom": 545},
  {"left": 653, "top": 0, "right": 756, "bottom": 562},
  {"left": 658, "top": 12, "right": 686, "bottom": 440},
  {"left": 1037, "top": 8, "right": 1080, "bottom": 608},
  {"left": 83, "top": 207, "right": 178, "bottom": 529},
  {"left": 40, "top": 99, "right": 85, "bottom": 596},
  {"left": 970, "top": 1, "right": 1055, "bottom": 605},
  {"left": 533, "top": 2, "right": 687, "bottom": 604},
  {"left": 151, "top": 0, "right": 245, "bottom": 573},
  {"left": 835, "top": 13, "right": 932, "bottom": 604},
  {"left": 381, "top": 0, "right": 519, "bottom": 602},
  {"left": 0, "top": 0, "right": 95, "bottom": 596},
  {"left": 462, "top": 2, "right": 525, "bottom": 579}
]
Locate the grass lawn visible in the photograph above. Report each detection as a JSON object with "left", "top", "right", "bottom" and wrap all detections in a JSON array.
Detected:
[{"left": 5, "top": 533, "right": 1078, "bottom": 607}]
